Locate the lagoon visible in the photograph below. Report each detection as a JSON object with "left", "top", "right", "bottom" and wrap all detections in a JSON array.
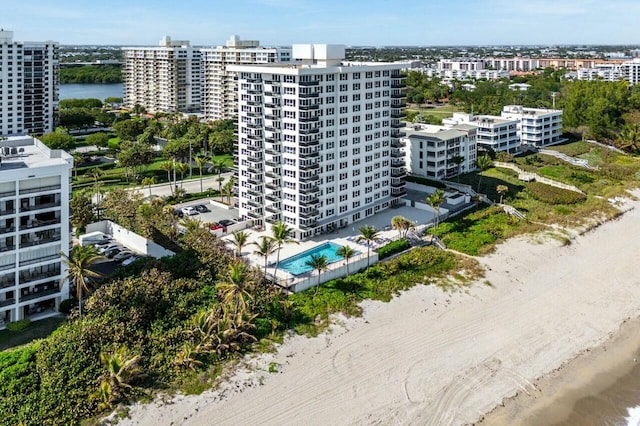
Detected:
[{"left": 59, "top": 83, "right": 123, "bottom": 100}]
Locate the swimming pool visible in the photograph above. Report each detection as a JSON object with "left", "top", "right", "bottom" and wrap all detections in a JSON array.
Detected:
[{"left": 277, "top": 242, "right": 347, "bottom": 276}]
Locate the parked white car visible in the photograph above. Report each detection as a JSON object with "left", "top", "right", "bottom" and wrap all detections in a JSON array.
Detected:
[
  {"left": 113, "top": 250, "right": 135, "bottom": 262},
  {"left": 98, "top": 243, "right": 123, "bottom": 254},
  {"left": 181, "top": 206, "right": 198, "bottom": 216},
  {"left": 121, "top": 256, "right": 140, "bottom": 266}
]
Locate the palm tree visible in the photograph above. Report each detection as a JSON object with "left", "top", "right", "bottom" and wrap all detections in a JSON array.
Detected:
[
  {"left": 175, "top": 162, "right": 190, "bottom": 188},
  {"left": 427, "top": 189, "right": 446, "bottom": 230},
  {"left": 60, "top": 245, "right": 103, "bottom": 318},
  {"left": 252, "top": 236, "right": 276, "bottom": 279},
  {"left": 496, "top": 185, "right": 509, "bottom": 204},
  {"left": 141, "top": 176, "right": 157, "bottom": 197},
  {"left": 72, "top": 152, "right": 83, "bottom": 179},
  {"left": 223, "top": 176, "right": 236, "bottom": 205},
  {"left": 159, "top": 161, "right": 174, "bottom": 195},
  {"left": 97, "top": 346, "right": 142, "bottom": 408},
  {"left": 216, "top": 176, "right": 225, "bottom": 200},
  {"left": 212, "top": 158, "right": 227, "bottom": 177},
  {"left": 90, "top": 168, "right": 103, "bottom": 218},
  {"left": 476, "top": 154, "right": 493, "bottom": 192},
  {"left": 451, "top": 154, "right": 465, "bottom": 184},
  {"left": 336, "top": 244, "right": 357, "bottom": 278},
  {"left": 356, "top": 225, "right": 380, "bottom": 267},
  {"left": 271, "top": 221, "right": 299, "bottom": 279},
  {"left": 618, "top": 124, "right": 640, "bottom": 153},
  {"left": 391, "top": 215, "right": 413, "bottom": 238},
  {"left": 181, "top": 217, "right": 202, "bottom": 234},
  {"left": 216, "top": 262, "right": 253, "bottom": 316},
  {"left": 305, "top": 254, "right": 329, "bottom": 296},
  {"left": 232, "top": 230, "right": 249, "bottom": 258},
  {"left": 195, "top": 155, "right": 209, "bottom": 193}
]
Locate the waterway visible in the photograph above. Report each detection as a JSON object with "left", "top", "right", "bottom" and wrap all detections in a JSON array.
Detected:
[{"left": 59, "top": 83, "right": 123, "bottom": 100}]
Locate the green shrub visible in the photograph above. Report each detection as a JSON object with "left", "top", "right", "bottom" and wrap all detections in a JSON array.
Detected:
[
  {"left": 527, "top": 182, "right": 586, "bottom": 204},
  {"left": 6, "top": 319, "right": 31, "bottom": 332},
  {"left": 58, "top": 298, "right": 77, "bottom": 315},
  {"left": 376, "top": 238, "right": 410, "bottom": 259}
]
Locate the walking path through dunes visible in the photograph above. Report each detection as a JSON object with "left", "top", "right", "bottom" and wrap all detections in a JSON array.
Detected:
[{"left": 123, "top": 196, "right": 640, "bottom": 426}]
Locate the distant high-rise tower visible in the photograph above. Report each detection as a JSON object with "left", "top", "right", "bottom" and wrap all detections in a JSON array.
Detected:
[
  {"left": 201, "top": 35, "right": 291, "bottom": 121},
  {"left": 0, "top": 30, "right": 58, "bottom": 137},
  {"left": 122, "top": 36, "right": 202, "bottom": 113},
  {"left": 229, "top": 44, "right": 407, "bottom": 240}
]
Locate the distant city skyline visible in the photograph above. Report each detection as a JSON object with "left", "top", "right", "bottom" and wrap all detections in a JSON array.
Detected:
[{"left": 2, "top": 0, "right": 640, "bottom": 46}]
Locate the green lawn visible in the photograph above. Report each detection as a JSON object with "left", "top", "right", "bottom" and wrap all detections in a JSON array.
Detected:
[
  {"left": 73, "top": 153, "right": 234, "bottom": 193},
  {"left": 406, "top": 104, "right": 463, "bottom": 120},
  {"left": 0, "top": 317, "right": 66, "bottom": 351}
]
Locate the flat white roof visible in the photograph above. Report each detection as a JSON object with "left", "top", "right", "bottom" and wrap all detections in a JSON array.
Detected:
[{"left": 0, "top": 136, "right": 73, "bottom": 171}]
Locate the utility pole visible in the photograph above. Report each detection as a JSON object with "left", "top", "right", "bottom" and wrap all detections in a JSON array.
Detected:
[{"left": 551, "top": 92, "right": 557, "bottom": 108}]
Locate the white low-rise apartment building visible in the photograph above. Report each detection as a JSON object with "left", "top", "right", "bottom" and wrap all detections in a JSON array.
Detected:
[
  {"left": 501, "top": 105, "right": 564, "bottom": 147},
  {"left": 0, "top": 30, "right": 59, "bottom": 136},
  {"left": 577, "top": 64, "right": 623, "bottom": 82},
  {"left": 0, "top": 136, "right": 72, "bottom": 328},
  {"left": 201, "top": 35, "right": 291, "bottom": 121},
  {"left": 443, "top": 112, "right": 520, "bottom": 154},
  {"left": 403, "top": 124, "right": 477, "bottom": 180},
  {"left": 622, "top": 59, "right": 640, "bottom": 85},
  {"left": 229, "top": 44, "right": 407, "bottom": 240},
  {"left": 422, "top": 68, "right": 509, "bottom": 80},
  {"left": 122, "top": 36, "right": 202, "bottom": 113}
]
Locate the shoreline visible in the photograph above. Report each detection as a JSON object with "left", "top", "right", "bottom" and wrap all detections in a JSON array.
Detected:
[
  {"left": 121, "top": 193, "right": 640, "bottom": 426},
  {"left": 479, "top": 316, "right": 640, "bottom": 425}
]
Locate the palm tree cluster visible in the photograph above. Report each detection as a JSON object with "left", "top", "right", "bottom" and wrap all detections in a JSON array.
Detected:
[
  {"left": 426, "top": 189, "right": 446, "bottom": 230},
  {"left": 391, "top": 215, "right": 414, "bottom": 238}
]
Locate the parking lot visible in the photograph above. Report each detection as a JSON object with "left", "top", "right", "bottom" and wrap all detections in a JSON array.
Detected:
[{"left": 172, "top": 198, "right": 249, "bottom": 234}]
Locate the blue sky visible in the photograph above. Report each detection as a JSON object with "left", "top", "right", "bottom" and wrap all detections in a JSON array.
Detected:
[{"left": 1, "top": 0, "right": 638, "bottom": 46}]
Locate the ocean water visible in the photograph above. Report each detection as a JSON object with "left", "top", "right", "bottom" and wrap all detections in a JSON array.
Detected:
[
  {"left": 59, "top": 83, "right": 123, "bottom": 100},
  {"left": 554, "top": 361, "right": 640, "bottom": 426}
]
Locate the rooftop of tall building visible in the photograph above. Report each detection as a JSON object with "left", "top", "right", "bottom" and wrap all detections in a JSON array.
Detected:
[{"left": 0, "top": 136, "right": 73, "bottom": 171}]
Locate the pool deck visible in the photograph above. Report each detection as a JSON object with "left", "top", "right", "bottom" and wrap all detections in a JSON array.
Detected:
[{"left": 222, "top": 205, "right": 437, "bottom": 289}]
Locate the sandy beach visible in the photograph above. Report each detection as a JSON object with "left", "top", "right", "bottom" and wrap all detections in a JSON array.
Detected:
[{"left": 121, "top": 193, "right": 640, "bottom": 426}]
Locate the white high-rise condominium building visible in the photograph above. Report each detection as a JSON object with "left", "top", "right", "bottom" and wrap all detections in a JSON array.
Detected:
[
  {"left": 501, "top": 105, "right": 563, "bottom": 147},
  {"left": 201, "top": 35, "right": 291, "bottom": 121},
  {"left": 229, "top": 44, "right": 407, "bottom": 240},
  {"left": 0, "top": 136, "right": 73, "bottom": 328},
  {"left": 0, "top": 30, "right": 58, "bottom": 137},
  {"left": 443, "top": 113, "right": 520, "bottom": 154},
  {"left": 122, "top": 36, "right": 202, "bottom": 113},
  {"left": 403, "top": 124, "right": 477, "bottom": 180}
]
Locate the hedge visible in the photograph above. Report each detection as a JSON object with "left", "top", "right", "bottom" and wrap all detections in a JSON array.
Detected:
[
  {"left": 376, "top": 238, "right": 411, "bottom": 259},
  {"left": 6, "top": 319, "right": 31, "bottom": 332},
  {"left": 527, "top": 182, "right": 586, "bottom": 204}
]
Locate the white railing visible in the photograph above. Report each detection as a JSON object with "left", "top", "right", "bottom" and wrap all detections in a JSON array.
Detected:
[
  {"left": 538, "top": 149, "right": 598, "bottom": 170},
  {"left": 493, "top": 161, "right": 584, "bottom": 194}
]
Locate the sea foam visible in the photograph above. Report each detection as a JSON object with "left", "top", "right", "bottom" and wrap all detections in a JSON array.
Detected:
[{"left": 625, "top": 405, "right": 640, "bottom": 426}]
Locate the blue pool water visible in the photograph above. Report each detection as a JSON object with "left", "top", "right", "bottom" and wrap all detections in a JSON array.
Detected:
[{"left": 278, "top": 242, "right": 346, "bottom": 276}]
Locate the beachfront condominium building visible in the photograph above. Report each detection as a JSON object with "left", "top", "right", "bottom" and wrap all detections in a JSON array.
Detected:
[
  {"left": 229, "top": 44, "right": 407, "bottom": 240},
  {"left": 0, "top": 136, "right": 73, "bottom": 329},
  {"left": 501, "top": 105, "right": 563, "bottom": 147},
  {"left": 0, "top": 30, "right": 59, "bottom": 137},
  {"left": 403, "top": 124, "right": 477, "bottom": 180},
  {"left": 201, "top": 35, "right": 292, "bottom": 121},
  {"left": 122, "top": 36, "right": 202, "bottom": 113},
  {"left": 443, "top": 112, "right": 520, "bottom": 154}
]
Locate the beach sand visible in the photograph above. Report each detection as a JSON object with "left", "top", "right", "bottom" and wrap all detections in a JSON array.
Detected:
[{"left": 121, "top": 193, "right": 640, "bottom": 426}]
